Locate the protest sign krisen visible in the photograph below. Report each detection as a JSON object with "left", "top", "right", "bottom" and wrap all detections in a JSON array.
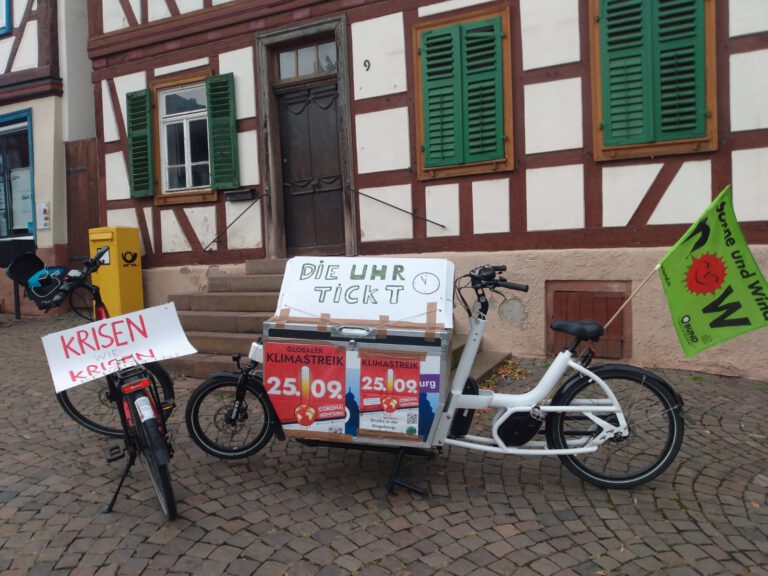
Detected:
[
  {"left": 659, "top": 185, "right": 768, "bottom": 356},
  {"left": 42, "top": 303, "right": 196, "bottom": 392}
]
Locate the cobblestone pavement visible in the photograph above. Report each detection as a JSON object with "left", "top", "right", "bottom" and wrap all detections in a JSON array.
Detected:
[{"left": 1, "top": 312, "right": 767, "bottom": 575}]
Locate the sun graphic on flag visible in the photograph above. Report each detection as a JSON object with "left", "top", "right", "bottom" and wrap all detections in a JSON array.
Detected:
[{"left": 685, "top": 253, "right": 726, "bottom": 295}]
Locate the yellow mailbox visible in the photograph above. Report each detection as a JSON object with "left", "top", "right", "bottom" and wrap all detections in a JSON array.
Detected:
[{"left": 88, "top": 226, "right": 143, "bottom": 315}]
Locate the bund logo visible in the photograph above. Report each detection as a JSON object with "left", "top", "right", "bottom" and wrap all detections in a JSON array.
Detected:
[{"left": 122, "top": 251, "right": 139, "bottom": 267}]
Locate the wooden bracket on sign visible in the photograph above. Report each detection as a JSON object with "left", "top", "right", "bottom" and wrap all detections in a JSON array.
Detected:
[{"left": 376, "top": 315, "right": 389, "bottom": 339}]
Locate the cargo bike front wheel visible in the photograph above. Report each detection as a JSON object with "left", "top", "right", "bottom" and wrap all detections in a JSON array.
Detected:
[{"left": 185, "top": 373, "right": 275, "bottom": 459}]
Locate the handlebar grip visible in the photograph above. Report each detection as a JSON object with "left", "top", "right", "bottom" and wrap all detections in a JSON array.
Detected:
[
  {"left": 94, "top": 245, "right": 110, "bottom": 260},
  {"left": 499, "top": 280, "right": 528, "bottom": 292},
  {"left": 492, "top": 265, "right": 507, "bottom": 272}
]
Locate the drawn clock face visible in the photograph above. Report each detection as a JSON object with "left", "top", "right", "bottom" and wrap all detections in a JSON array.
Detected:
[{"left": 412, "top": 272, "right": 441, "bottom": 295}]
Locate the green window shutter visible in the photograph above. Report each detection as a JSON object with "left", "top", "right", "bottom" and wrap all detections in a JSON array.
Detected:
[
  {"left": 600, "top": 0, "right": 653, "bottom": 146},
  {"left": 461, "top": 17, "right": 504, "bottom": 163},
  {"left": 206, "top": 73, "right": 239, "bottom": 190},
  {"left": 653, "top": 0, "right": 705, "bottom": 141},
  {"left": 422, "top": 25, "right": 463, "bottom": 167},
  {"left": 126, "top": 90, "right": 154, "bottom": 198}
]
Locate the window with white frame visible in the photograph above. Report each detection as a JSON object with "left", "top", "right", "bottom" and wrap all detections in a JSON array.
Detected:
[
  {"left": 159, "top": 84, "right": 210, "bottom": 193},
  {"left": 127, "top": 73, "right": 239, "bottom": 202}
]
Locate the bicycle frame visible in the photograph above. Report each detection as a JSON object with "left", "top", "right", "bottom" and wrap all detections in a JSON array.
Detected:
[{"left": 432, "top": 312, "right": 628, "bottom": 456}]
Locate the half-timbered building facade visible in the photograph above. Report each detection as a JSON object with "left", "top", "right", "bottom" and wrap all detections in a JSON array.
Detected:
[
  {"left": 86, "top": 0, "right": 767, "bottom": 378},
  {"left": 0, "top": 0, "right": 96, "bottom": 313}
]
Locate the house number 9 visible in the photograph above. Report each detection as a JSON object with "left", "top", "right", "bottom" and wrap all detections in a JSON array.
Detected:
[{"left": 363, "top": 59, "right": 371, "bottom": 71}]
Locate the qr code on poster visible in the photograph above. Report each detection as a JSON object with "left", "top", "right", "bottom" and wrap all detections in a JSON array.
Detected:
[{"left": 407, "top": 412, "right": 417, "bottom": 425}]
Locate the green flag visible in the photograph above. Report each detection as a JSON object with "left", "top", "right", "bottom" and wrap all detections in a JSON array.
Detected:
[{"left": 658, "top": 186, "right": 768, "bottom": 356}]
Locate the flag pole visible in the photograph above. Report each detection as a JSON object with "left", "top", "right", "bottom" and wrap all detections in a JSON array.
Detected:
[{"left": 604, "top": 264, "right": 661, "bottom": 330}]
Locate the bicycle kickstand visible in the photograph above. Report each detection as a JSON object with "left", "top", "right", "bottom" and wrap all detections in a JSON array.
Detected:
[{"left": 105, "top": 450, "right": 136, "bottom": 513}]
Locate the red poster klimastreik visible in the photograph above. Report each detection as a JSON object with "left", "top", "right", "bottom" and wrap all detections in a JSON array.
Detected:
[
  {"left": 263, "top": 342, "right": 346, "bottom": 426},
  {"left": 359, "top": 353, "right": 420, "bottom": 414}
]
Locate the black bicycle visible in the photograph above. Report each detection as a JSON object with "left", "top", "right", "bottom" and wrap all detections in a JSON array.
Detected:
[{"left": 6, "top": 247, "right": 178, "bottom": 519}]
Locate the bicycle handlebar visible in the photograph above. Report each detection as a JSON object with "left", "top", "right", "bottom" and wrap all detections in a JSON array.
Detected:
[
  {"left": 468, "top": 264, "right": 528, "bottom": 292},
  {"left": 498, "top": 279, "right": 529, "bottom": 292},
  {"left": 44, "top": 247, "right": 110, "bottom": 309}
]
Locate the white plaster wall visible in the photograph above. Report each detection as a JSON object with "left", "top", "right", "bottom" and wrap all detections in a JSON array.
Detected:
[
  {"left": 732, "top": 147, "right": 768, "bottom": 221},
  {"left": 212, "top": 0, "right": 236, "bottom": 5},
  {"left": 106, "top": 208, "right": 146, "bottom": 254},
  {"left": 602, "top": 163, "right": 663, "bottom": 227},
  {"left": 155, "top": 58, "right": 209, "bottom": 78},
  {"left": 649, "top": 161, "right": 711, "bottom": 225},
  {"left": 0, "top": 97, "right": 67, "bottom": 247},
  {"left": 102, "top": 0, "right": 129, "bottom": 33},
  {"left": 526, "top": 164, "right": 584, "bottom": 231},
  {"left": 160, "top": 210, "right": 191, "bottom": 253},
  {"left": 185, "top": 206, "right": 217, "bottom": 250},
  {"left": 0, "top": 37, "right": 14, "bottom": 72},
  {"left": 11, "top": 20, "right": 37, "bottom": 72},
  {"left": 351, "top": 13, "right": 407, "bottom": 100},
  {"left": 104, "top": 152, "right": 131, "bottom": 201},
  {"left": 425, "top": 184, "right": 460, "bottom": 237},
  {"left": 520, "top": 0, "right": 580, "bottom": 71},
  {"left": 101, "top": 80, "right": 119, "bottom": 143},
  {"left": 113, "top": 72, "right": 147, "bottom": 135},
  {"left": 219, "top": 47, "right": 256, "bottom": 120},
  {"left": 148, "top": 1, "right": 172, "bottom": 21},
  {"left": 524, "top": 78, "right": 583, "bottom": 154},
  {"left": 359, "top": 185, "right": 413, "bottom": 242},
  {"left": 177, "top": 0, "right": 205, "bottom": 13},
  {"left": 729, "top": 0, "right": 768, "bottom": 37},
  {"left": 355, "top": 108, "right": 411, "bottom": 174},
  {"left": 225, "top": 200, "right": 262, "bottom": 250},
  {"left": 143, "top": 206, "right": 155, "bottom": 252},
  {"left": 59, "top": 0, "right": 96, "bottom": 141},
  {"left": 730, "top": 49, "right": 768, "bottom": 132},
  {"left": 472, "top": 179, "right": 509, "bottom": 234},
  {"left": 13, "top": 0, "right": 26, "bottom": 27},
  {"left": 106, "top": 207, "right": 139, "bottom": 229},
  {"left": 237, "top": 130, "right": 260, "bottom": 186},
  {"left": 418, "top": 0, "right": 495, "bottom": 17}
]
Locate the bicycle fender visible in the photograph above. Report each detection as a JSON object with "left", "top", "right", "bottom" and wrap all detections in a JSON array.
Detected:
[
  {"left": 249, "top": 372, "right": 286, "bottom": 441},
  {"left": 209, "top": 370, "right": 240, "bottom": 378},
  {"left": 142, "top": 419, "right": 171, "bottom": 465},
  {"left": 551, "top": 364, "right": 684, "bottom": 411}
]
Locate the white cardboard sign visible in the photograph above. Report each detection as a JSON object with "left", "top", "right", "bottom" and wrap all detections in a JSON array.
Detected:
[
  {"left": 275, "top": 257, "right": 454, "bottom": 328},
  {"left": 42, "top": 303, "right": 196, "bottom": 393}
]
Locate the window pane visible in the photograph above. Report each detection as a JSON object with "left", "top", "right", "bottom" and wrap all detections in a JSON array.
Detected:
[
  {"left": 167, "top": 166, "right": 186, "bottom": 189},
  {"left": 165, "top": 123, "right": 185, "bottom": 165},
  {"left": 191, "top": 163, "right": 210, "bottom": 188},
  {"left": 164, "top": 86, "right": 206, "bottom": 115},
  {"left": 4, "top": 130, "right": 29, "bottom": 168},
  {"left": 318, "top": 42, "right": 337, "bottom": 72},
  {"left": 279, "top": 51, "right": 296, "bottom": 79},
  {"left": 189, "top": 119, "right": 209, "bottom": 163},
  {"left": 297, "top": 46, "right": 317, "bottom": 76}
]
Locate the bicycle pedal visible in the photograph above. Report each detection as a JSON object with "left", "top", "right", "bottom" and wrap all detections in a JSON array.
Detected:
[
  {"left": 160, "top": 401, "right": 176, "bottom": 413},
  {"left": 104, "top": 444, "right": 125, "bottom": 462}
]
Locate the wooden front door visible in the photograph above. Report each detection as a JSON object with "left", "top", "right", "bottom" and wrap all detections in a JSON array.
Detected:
[{"left": 277, "top": 82, "right": 345, "bottom": 256}]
